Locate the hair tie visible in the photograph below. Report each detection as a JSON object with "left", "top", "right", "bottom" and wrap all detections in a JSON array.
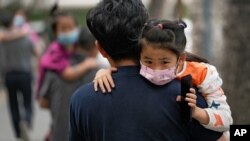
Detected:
[
  {"left": 178, "top": 23, "right": 186, "bottom": 28},
  {"left": 157, "top": 24, "right": 163, "bottom": 29}
]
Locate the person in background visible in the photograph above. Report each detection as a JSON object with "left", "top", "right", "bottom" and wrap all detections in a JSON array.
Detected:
[
  {"left": 79, "top": 26, "right": 110, "bottom": 69},
  {"left": 0, "top": 9, "right": 42, "bottom": 50},
  {"left": 0, "top": 11, "right": 26, "bottom": 42},
  {"left": 0, "top": 9, "right": 43, "bottom": 79},
  {"left": 75, "top": 27, "right": 102, "bottom": 83},
  {"left": 37, "top": 11, "right": 98, "bottom": 141},
  {"left": 37, "top": 11, "right": 97, "bottom": 96},
  {"left": 0, "top": 10, "right": 39, "bottom": 141},
  {"left": 13, "top": 9, "right": 40, "bottom": 47}
]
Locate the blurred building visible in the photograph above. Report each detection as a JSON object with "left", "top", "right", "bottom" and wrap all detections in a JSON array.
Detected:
[{"left": 0, "top": 0, "right": 150, "bottom": 9}]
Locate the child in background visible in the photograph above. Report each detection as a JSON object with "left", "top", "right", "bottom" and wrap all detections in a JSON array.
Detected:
[
  {"left": 13, "top": 9, "right": 40, "bottom": 47},
  {"left": 1, "top": 9, "right": 40, "bottom": 47},
  {"left": 37, "top": 11, "right": 97, "bottom": 97},
  {"left": 38, "top": 12, "right": 98, "bottom": 141},
  {"left": 74, "top": 27, "right": 98, "bottom": 61},
  {"left": 0, "top": 10, "right": 26, "bottom": 42},
  {"left": 75, "top": 27, "right": 103, "bottom": 83},
  {"left": 93, "top": 19, "right": 232, "bottom": 140}
]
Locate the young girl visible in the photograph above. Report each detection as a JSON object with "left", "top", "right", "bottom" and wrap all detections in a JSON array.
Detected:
[{"left": 93, "top": 19, "right": 232, "bottom": 139}]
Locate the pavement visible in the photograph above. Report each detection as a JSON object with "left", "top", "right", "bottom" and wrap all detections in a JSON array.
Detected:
[{"left": 0, "top": 88, "right": 51, "bottom": 141}]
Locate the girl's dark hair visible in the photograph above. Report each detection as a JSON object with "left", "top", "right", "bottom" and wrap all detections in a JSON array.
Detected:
[
  {"left": 50, "top": 11, "right": 77, "bottom": 37},
  {"left": 140, "top": 19, "right": 209, "bottom": 63},
  {"left": 185, "top": 52, "right": 208, "bottom": 63}
]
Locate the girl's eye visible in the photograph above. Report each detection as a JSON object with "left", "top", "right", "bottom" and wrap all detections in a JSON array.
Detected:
[
  {"left": 145, "top": 61, "right": 152, "bottom": 64},
  {"left": 162, "top": 61, "right": 169, "bottom": 64}
]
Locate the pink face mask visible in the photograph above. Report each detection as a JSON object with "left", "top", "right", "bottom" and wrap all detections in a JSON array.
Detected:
[{"left": 140, "top": 63, "right": 177, "bottom": 85}]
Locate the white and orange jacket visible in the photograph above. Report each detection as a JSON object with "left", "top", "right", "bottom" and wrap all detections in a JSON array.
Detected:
[{"left": 177, "top": 61, "right": 233, "bottom": 132}]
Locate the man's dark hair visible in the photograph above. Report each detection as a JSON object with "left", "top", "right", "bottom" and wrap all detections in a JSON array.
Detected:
[{"left": 86, "top": 0, "right": 148, "bottom": 62}]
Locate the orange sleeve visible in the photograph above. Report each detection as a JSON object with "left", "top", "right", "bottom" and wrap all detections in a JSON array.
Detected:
[{"left": 177, "top": 61, "right": 208, "bottom": 87}]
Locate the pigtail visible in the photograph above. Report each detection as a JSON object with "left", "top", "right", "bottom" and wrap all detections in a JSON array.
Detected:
[
  {"left": 176, "top": 20, "right": 187, "bottom": 29},
  {"left": 185, "top": 52, "right": 209, "bottom": 63}
]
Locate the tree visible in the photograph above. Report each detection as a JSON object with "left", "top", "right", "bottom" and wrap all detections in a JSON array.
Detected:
[
  {"left": 190, "top": 0, "right": 213, "bottom": 61},
  {"left": 148, "top": 0, "right": 166, "bottom": 18},
  {"left": 221, "top": 0, "right": 250, "bottom": 124}
]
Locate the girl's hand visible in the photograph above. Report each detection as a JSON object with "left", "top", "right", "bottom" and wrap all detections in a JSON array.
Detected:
[
  {"left": 93, "top": 67, "right": 117, "bottom": 93},
  {"left": 185, "top": 88, "right": 200, "bottom": 117},
  {"left": 182, "top": 88, "right": 210, "bottom": 125},
  {"left": 177, "top": 88, "right": 198, "bottom": 115},
  {"left": 176, "top": 88, "right": 196, "bottom": 106},
  {"left": 185, "top": 88, "right": 197, "bottom": 109},
  {"left": 186, "top": 88, "right": 209, "bottom": 125}
]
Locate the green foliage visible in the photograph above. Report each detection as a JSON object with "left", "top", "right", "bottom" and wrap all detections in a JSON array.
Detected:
[
  {"left": 29, "top": 8, "right": 89, "bottom": 25},
  {"left": 0, "top": 6, "right": 89, "bottom": 25}
]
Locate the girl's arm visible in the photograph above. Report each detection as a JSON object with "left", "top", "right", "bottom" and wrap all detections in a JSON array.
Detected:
[
  {"left": 61, "top": 58, "right": 98, "bottom": 81},
  {"left": 182, "top": 88, "right": 230, "bottom": 141},
  {"left": 198, "top": 64, "right": 233, "bottom": 132}
]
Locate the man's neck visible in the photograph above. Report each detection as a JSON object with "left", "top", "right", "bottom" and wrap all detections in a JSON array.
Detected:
[{"left": 108, "top": 58, "right": 138, "bottom": 67}]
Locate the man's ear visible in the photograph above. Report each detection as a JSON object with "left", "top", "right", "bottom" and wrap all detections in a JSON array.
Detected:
[{"left": 95, "top": 40, "right": 108, "bottom": 58}]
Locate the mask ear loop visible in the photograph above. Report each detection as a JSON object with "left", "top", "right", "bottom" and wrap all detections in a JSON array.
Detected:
[
  {"left": 175, "top": 57, "right": 181, "bottom": 75},
  {"left": 175, "top": 53, "right": 184, "bottom": 75},
  {"left": 175, "top": 52, "right": 187, "bottom": 75}
]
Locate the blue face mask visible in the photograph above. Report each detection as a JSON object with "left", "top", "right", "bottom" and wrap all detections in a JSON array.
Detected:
[
  {"left": 57, "top": 28, "right": 79, "bottom": 46},
  {"left": 14, "top": 16, "right": 25, "bottom": 27}
]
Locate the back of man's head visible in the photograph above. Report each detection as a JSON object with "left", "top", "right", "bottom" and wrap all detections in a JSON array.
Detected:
[{"left": 87, "top": 0, "right": 148, "bottom": 62}]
